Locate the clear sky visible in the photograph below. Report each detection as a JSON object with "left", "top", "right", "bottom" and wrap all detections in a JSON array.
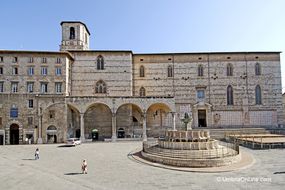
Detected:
[{"left": 1, "top": 0, "right": 285, "bottom": 91}]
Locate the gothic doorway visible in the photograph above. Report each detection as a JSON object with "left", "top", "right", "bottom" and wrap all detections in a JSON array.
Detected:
[
  {"left": 10, "top": 124, "right": 19, "bottom": 144},
  {"left": 198, "top": 110, "right": 207, "bottom": 127},
  {"left": 47, "top": 125, "right": 57, "bottom": 143}
]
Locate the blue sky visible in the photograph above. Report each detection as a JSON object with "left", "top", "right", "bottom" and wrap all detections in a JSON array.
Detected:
[{"left": 1, "top": 0, "right": 285, "bottom": 91}]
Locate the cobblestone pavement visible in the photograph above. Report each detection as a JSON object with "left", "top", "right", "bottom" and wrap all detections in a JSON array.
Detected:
[{"left": 0, "top": 142, "right": 284, "bottom": 190}]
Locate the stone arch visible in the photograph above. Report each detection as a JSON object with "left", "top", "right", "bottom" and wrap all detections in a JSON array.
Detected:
[
  {"left": 6, "top": 120, "right": 23, "bottom": 145},
  {"left": 84, "top": 102, "right": 112, "bottom": 140},
  {"left": 67, "top": 103, "right": 81, "bottom": 138},
  {"left": 146, "top": 103, "right": 173, "bottom": 138},
  {"left": 46, "top": 125, "right": 57, "bottom": 143},
  {"left": 116, "top": 103, "right": 143, "bottom": 138}
]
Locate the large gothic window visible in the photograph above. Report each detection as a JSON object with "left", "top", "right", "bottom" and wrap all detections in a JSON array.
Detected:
[
  {"left": 198, "top": 65, "right": 203, "bottom": 76},
  {"left": 227, "top": 85, "right": 234, "bottom": 105},
  {"left": 139, "top": 66, "right": 145, "bottom": 77},
  {"left": 255, "top": 63, "right": 261, "bottom": 75},
  {"left": 139, "top": 87, "right": 146, "bottom": 96},
  {"left": 95, "top": 80, "right": 106, "bottom": 93},
  {"left": 227, "top": 63, "right": 233, "bottom": 76},
  {"left": 255, "top": 85, "right": 262, "bottom": 105},
  {"left": 70, "top": 27, "right": 75, "bottom": 39},
  {"left": 167, "top": 65, "right": 173, "bottom": 77},
  {"left": 97, "top": 55, "right": 104, "bottom": 70}
]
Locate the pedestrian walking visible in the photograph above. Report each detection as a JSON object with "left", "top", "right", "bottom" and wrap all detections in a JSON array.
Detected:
[
  {"left": 81, "top": 159, "right": 87, "bottom": 174},
  {"left": 35, "top": 148, "right": 39, "bottom": 160}
]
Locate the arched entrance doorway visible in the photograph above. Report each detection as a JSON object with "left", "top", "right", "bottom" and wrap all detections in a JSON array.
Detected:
[
  {"left": 147, "top": 103, "right": 172, "bottom": 138},
  {"left": 116, "top": 103, "right": 143, "bottom": 138},
  {"left": 85, "top": 103, "right": 112, "bottom": 140},
  {"left": 10, "top": 124, "right": 19, "bottom": 145},
  {"left": 67, "top": 105, "right": 80, "bottom": 139},
  {"left": 47, "top": 125, "right": 57, "bottom": 143}
]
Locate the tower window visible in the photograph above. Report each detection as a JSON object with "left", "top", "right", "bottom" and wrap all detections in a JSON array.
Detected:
[
  {"left": 227, "top": 85, "right": 234, "bottom": 105},
  {"left": 167, "top": 65, "right": 173, "bottom": 77},
  {"left": 95, "top": 80, "right": 107, "bottom": 93},
  {"left": 0, "top": 67, "right": 3, "bottom": 74},
  {"left": 70, "top": 27, "right": 75, "bottom": 39},
  {"left": 139, "top": 66, "right": 145, "bottom": 77},
  {"left": 139, "top": 87, "right": 146, "bottom": 96},
  {"left": 0, "top": 56, "right": 3, "bottom": 62},
  {"left": 97, "top": 55, "right": 104, "bottom": 70},
  {"left": 198, "top": 65, "right": 203, "bottom": 76}
]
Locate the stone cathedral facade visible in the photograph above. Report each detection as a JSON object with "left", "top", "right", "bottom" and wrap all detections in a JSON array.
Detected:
[{"left": 0, "top": 21, "right": 283, "bottom": 145}]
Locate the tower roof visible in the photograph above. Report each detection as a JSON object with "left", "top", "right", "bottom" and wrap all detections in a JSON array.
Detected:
[{"left": 60, "top": 21, "right": 91, "bottom": 35}]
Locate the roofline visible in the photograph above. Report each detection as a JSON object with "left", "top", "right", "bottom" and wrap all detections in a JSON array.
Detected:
[
  {"left": 68, "top": 50, "right": 133, "bottom": 53},
  {"left": 134, "top": 51, "right": 282, "bottom": 56},
  {"left": 60, "top": 21, "right": 91, "bottom": 35},
  {"left": 0, "top": 50, "right": 74, "bottom": 60}
]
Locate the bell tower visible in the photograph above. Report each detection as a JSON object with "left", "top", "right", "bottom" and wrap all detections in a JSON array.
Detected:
[{"left": 60, "top": 21, "right": 90, "bottom": 51}]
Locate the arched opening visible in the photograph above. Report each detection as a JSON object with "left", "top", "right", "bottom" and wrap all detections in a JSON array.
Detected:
[
  {"left": 226, "top": 63, "right": 233, "bottom": 76},
  {"left": 146, "top": 103, "right": 172, "bottom": 138},
  {"left": 139, "top": 87, "right": 146, "bottom": 96},
  {"left": 47, "top": 125, "right": 57, "bottom": 143},
  {"left": 85, "top": 103, "right": 112, "bottom": 140},
  {"left": 67, "top": 104, "right": 80, "bottom": 139},
  {"left": 95, "top": 80, "right": 107, "bottom": 94},
  {"left": 255, "top": 85, "right": 262, "bottom": 105},
  {"left": 10, "top": 124, "right": 19, "bottom": 145},
  {"left": 227, "top": 85, "right": 234, "bottom": 105},
  {"left": 97, "top": 55, "right": 104, "bottom": 70},
  {"left": 198, "top": 65, "right": 203, "bottom": 76},
  {"left": 69, "top": 27, "right": 75, "bottom": 39},
  {"left": 116, "top": 103, "right": 143, "bottom": 138},
  {"left": 139, "top": 65, "right": 145, "bottom": 77}
]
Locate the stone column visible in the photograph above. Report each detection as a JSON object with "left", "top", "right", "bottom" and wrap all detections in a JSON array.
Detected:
[
  {"left": 142, "top": 112, "right": 147, "bottom": 141},
  {"left": 111, "top": 113, "right": 117, "bottom": 142},
  {"left": 37, "top": 107, "right": 43, "bottom": 144},
  {"left": 80, "top": 113, "right": 85, "bottom": 142},
  {"left": 171, "top": 112, "right": 176, "bottom": 131}
]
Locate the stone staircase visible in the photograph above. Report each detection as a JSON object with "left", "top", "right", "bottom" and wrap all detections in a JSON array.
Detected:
[{"left": 208, "top": 128, "right": 270, "bottom": 140}]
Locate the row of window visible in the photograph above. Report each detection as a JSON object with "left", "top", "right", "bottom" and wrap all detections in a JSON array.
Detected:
[
  {"left": 138, "top": 85, "right": 262, "bottom": 105},
  {"left": 0, "top": 82, "right": 62, "bottom": 94},
  {"left": 138, "top": 63, "right": 262, "bottom": 78},
  {"left": 0, "top": 56, "right": 62, "bottom": 63},
  {"left": 0, "top": 66, "right": 62, "bottom": 76},
  {"left": 227, "top": 85, "right": 262, "bottom": 105}
]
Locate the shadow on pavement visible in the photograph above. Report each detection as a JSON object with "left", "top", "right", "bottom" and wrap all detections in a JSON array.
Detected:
[
  {"left": 64, "top": 172, "right": 83, "bottom": 175},
  {"left": 22, "top": 159, "right": 36, "bottom": 161},
  {"left": 57, "top": 145, "right": 74, "bottom": 148},
  {"left": 274, "top": 171, "right": 285, "bottom": 174}
]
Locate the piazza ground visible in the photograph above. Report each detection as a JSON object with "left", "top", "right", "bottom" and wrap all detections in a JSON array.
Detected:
[{"left": 0, "top": 142, "right": 284, "bottom": 190}]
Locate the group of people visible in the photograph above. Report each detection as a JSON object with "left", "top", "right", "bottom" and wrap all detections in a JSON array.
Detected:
[{"left": 34, "top": 148, "right": 88, "bottom": 174}]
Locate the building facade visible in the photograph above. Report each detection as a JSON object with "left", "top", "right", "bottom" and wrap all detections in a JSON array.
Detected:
[{"left": 0, "top": 21, "right": 283, "bottom": 145}]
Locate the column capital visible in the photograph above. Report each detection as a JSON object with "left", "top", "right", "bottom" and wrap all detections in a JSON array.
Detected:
[{"left": 112, "top": 112, "right": 116, "bottom": 117}]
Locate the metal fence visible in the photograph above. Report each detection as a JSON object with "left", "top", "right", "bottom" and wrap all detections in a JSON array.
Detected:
[{"left": 143, "top": 140, "right": 239, "bottom": 159}]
